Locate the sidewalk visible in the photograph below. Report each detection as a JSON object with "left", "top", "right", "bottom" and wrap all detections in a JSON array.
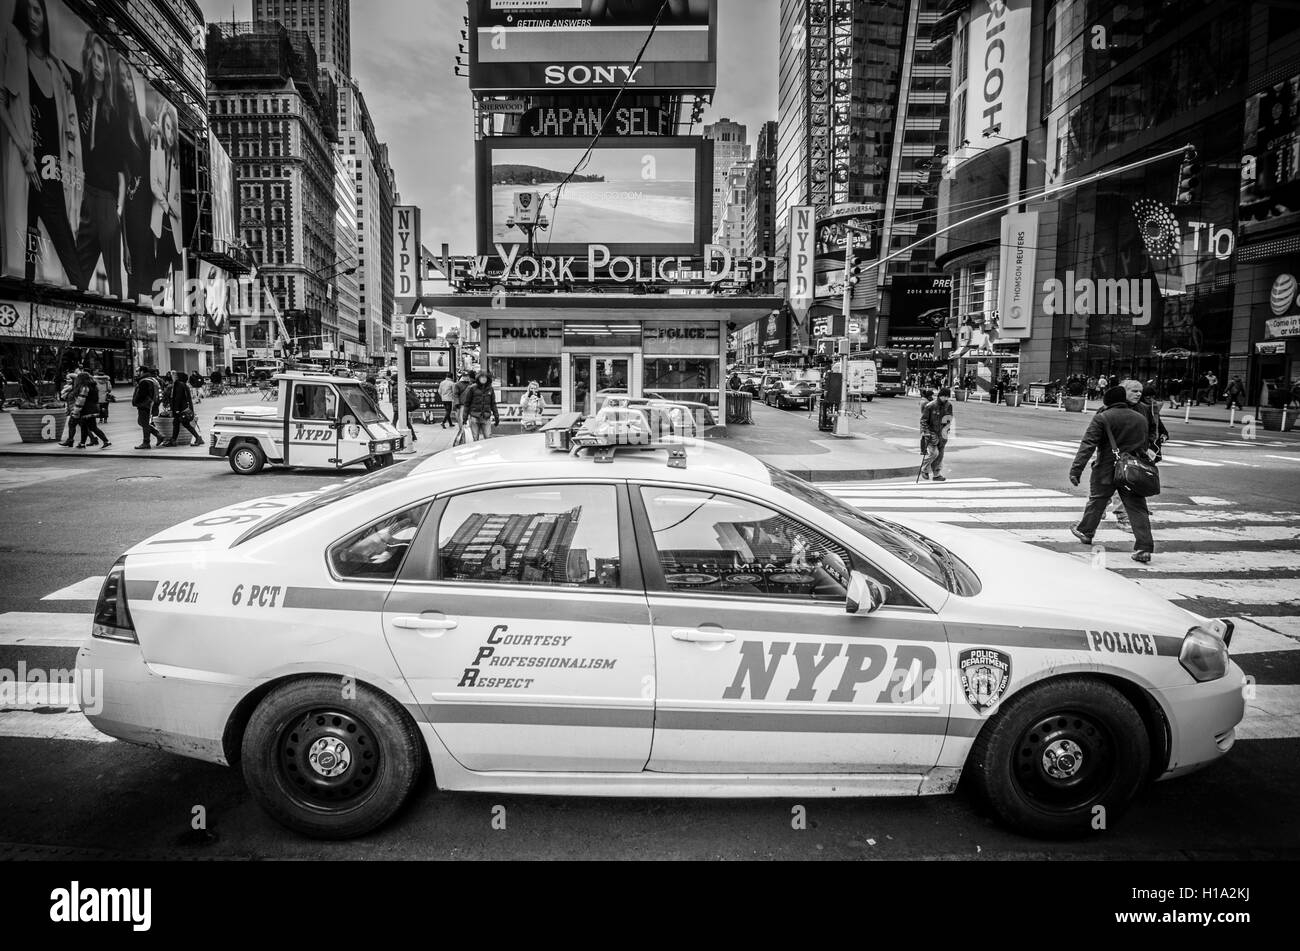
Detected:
[
  {"left": 957, "top": 390, "right": 1284, "bottom": 428},
  {"left": 0, "top": 384, "right": 457, "bottom": 462},
  {"left": 1, "top": 388, "right": 923, "bottom": 480},
  {"left": 708, "top": 402, "right": 920, "bottom": 481}
]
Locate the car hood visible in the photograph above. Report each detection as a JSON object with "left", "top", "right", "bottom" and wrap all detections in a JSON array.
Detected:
[
  {"left": 126, "top": 490, "right": 331, "bottom": 555},
  {"left": 886, "top": 514, "right": 1200, "bottom": 635}
]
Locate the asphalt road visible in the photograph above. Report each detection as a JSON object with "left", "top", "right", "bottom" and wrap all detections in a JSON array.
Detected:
[{"left": 0, "top": 400, "right": 1297, "bottom": 859}]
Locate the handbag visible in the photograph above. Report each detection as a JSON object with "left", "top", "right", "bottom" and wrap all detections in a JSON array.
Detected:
[
  {"left": 1100, "top": 414, "right": 1160, "bottom": 498},
  {"left": 452, "top": 426, "right": 467, "bottom": 447}
]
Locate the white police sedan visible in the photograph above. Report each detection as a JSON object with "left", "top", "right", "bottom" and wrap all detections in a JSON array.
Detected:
[{"left": 78, "top": 433, "right": 1245, "bottom": 839}]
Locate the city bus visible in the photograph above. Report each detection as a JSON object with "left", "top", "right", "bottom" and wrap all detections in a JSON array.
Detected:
[{"left": 858, "top": 348, "right": 909, "bottom": 396}]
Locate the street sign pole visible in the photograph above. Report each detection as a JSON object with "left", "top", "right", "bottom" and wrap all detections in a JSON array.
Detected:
[{"left": 835, "top": 234, "right": 854, "bottom": 438}]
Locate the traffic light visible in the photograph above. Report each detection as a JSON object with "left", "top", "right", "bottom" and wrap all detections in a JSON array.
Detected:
[
  {"left": 845, "top": 257, "right": 864, "bottom": 289},
  {"left": 1175, "top": 146, "right": 1202, "bottom": 205}
]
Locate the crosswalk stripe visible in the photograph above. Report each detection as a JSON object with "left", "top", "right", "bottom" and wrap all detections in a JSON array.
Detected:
[
  {"left": 1267, "top": 455, "right": 1300, "bottom": 464},
  {"left": 0, "top": 710, "right": 112, "bottom": 743},
  {"left": 962, "top": 526, "right": 1300, "bottom": 544},
  {"left": 1132, "top": 578, "right": 1300, "bottom": 606},
  {"left": 41, "top": 577, "right": 104, "bottom": 602},
  {"left": 828, "top": 488, "right": 1071, "bottom": 501},
  {"left": 1061, "top": 549, "right": 1300, "bottom": 574},
  {"left": 981, "top": 439, "right": 1077, "bottom": 459},
  {"left": 844, "top": 498, "right": 1083, "bottom": 510},
  {"left": 832, "top": 479, "right": 1009, "bottom": 489},
  {"left": 0, "top": 612, "right": 90, "bottom": 647},
  {"left": 1239, "top": 616, "right": 1300, "bottom": 639},
  {"left": 1159, "top": 454, "right": 1222, "bottom": 467},
  {"left": 1239, "top": 686, "right": 1300, "bottom": 741},
  {"left": 1228, "top": 619, "right": 1300, "bottom": 655}
]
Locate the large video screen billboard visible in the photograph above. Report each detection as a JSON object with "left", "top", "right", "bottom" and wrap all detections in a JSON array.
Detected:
[
  {"left": 477, "top": 137, "right": 710, "bottom": 255},
  {"left": 1240, "top": 72, "right": 1300, "bottom": 237},
  {"left": 1, "top": 0, "right": 186, "bottom": 309},
  {"left": 469, "top": 0, "right": 717, "bottom": 92}
]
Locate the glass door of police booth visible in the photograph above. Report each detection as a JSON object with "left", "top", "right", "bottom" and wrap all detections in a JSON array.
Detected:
[{"left": 567, "top": 354, "right": 635, "bottom": 415}]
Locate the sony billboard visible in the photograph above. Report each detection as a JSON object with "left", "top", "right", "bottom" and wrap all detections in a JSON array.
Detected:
[{"left": 469, "top": 0, "right": 718, "bottom": 92}]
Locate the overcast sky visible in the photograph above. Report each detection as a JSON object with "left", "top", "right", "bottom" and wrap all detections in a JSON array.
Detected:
[{"left": 197, "top": 0, "right": 777, "bottom": 253}]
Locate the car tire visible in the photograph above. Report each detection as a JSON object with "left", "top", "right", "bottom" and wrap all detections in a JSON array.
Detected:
[
  {"left": 241, "top": 676, "right": 424, "bottom": 839},
  {"left": 866, "top": 396, "right": 874, "bottom": 402},
  {"left": 377, "top": 452, "right": 395, "bottom": 468},
  {"left": 967, "top": 677, "right": 1150, "bottom": 838},
  {"left": 228, "top": 441, "right": 266, "bottom": 476}
]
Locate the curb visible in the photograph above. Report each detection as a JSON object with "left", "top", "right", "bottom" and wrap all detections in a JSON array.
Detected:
[{"left": 0, "top": 448, "right": 217, "bottom": 461}]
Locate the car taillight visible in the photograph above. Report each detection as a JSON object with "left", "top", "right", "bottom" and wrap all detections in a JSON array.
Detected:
[{"left": 92, "top": 558, "right": 137, "bottom": 643}]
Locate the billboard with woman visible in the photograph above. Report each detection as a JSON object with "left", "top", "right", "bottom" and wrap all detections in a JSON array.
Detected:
[{"left": 0, "top": 0, "right": 184, "bottom": 307}]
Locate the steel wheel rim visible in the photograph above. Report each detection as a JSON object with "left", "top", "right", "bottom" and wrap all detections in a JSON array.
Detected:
[
  {"left": 1011, "top": 710, "right": 1116, "bottom": 814},
  {"left": 274, "top": 707, "right": 382, "bottom": 813},
  {"left": 233, "top": 448, "right": 257, "bottom": 471}
]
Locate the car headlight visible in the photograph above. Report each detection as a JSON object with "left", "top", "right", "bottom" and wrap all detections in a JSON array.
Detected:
[{"left": 1179, "top": 625, "right": 1229, "bottom": 682}]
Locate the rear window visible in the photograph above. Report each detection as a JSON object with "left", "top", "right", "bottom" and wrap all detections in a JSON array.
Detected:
[{"left": 233, "top": 462, "right": 419, "bottom": 546}]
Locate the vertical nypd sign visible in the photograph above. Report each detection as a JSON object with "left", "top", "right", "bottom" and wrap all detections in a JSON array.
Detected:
[
  {"left": 394, "top": 206, "right": 422, "bottom": 302},
  {"left": 788, "top": 206, "right": 816, "bottom": 329}
]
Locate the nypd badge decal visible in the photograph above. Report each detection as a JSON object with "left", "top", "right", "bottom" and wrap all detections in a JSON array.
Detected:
[{"left": 959, "top": 648, "right": 1011, "bottom": 714}]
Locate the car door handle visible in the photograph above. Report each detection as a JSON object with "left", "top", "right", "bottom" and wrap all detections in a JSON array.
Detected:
[
  {"left": 671, "top": 628, "right": 735, "bottom": 644},
  {"left": 393, "top": 616, "right": 459, "bottom": 633}
]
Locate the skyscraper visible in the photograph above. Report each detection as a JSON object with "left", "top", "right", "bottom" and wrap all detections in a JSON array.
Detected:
[
  {"left": 253, "top": 0, "right": 351, "bottom": 83},
  {"left": 704, "top": 118, "right": 750, "bottom": 237},
  {"left": 775, "top": 0, "right": 949, "bottom": 348}
]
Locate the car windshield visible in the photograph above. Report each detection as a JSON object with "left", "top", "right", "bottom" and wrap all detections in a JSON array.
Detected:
[
  {"left": 764, "top": 464, "right": 981, "bottom": 596},
  {"left": 233, "top": 462, "right": 419, "bottom": 546},
  {"left": 338, "top": 385, "right": 387, "bottom": 424}
]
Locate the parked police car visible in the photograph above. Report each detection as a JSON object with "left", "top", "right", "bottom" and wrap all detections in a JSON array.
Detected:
[{"left": 78, "top": 429, "right": 1244, "bottom": 839}]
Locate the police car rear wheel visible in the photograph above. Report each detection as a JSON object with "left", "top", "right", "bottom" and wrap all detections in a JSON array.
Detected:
[
  {"left": 229, "top": 442, "right": 266, "bottom": 475},
  {"left": 968, "top": 678, "right": 1149, "bottom": 837},
  {"left": 241, "top": 677, "right": 423, "bottom": 839}
]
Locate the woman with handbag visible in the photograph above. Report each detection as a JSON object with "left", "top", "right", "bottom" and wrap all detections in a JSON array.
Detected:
[
  {"left": 163, "top": 369, "right": 202, "bottom": 446},
  {"left": 1068, "top": 385, "right": 1157, "bottom": 563}
]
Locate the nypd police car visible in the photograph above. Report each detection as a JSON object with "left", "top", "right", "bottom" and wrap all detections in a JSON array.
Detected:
[{"left": 77, "top": 431, "right": 1245, "bottom": 839}]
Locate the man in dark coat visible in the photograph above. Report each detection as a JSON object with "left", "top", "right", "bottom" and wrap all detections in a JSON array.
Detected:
[
  {"left": 460, "top": 370, "right": 500, "bottom": 441},
  {"left": 919, "top": 388, "right": 953, "bottom": 481},
  {"left": 132, "top": 368, "right": 165, "bottom": 450},
  {"left": 1069, "top": 385, "right": 1155, "bottom": 561}
]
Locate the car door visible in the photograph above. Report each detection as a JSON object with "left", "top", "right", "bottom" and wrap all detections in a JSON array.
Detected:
[
  {"left": 380, "top": 481, "right": 656, "bottom": 772},
  {"left": 286, "top": 381, "right": 340, "bottom": 468},
  {"left": 633, "top": 484, "right": 950, "bottom": 774}
]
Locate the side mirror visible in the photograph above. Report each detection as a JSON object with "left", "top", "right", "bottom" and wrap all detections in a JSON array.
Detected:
[{"left": 846, "top": 571, "right": 889, "bottom": 615}]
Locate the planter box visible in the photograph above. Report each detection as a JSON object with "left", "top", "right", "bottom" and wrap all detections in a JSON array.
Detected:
[
  {"left": 8, "top": 407, "right": 68, "bottom": 443},
  {"left": 1063, "top": 396, "right": 1087, "bottom": 413},
  {"left": 1004, "top": 392, "right": 1022, "bottom": 407},
  {"left": 1259, "top": 407, "right": 1297, "bottom": 432}
]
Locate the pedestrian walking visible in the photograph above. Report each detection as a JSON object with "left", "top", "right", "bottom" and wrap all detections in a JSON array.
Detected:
[
  {"left": 403, "top": 381, "right": 420, "bottom": 442},
  {"left": 460, "top": 370, "right": 500, "bottom": 442},
  {"left": 1069, "top": 385, "right": 1156, "bottom": 563},
  {"left": 1109, "top": 380, "right": 1167, "bottom": 533},
  {"left": 71, "top": 369, "right": 109, "bottom": 448},
  {"left": 1204, "top": 371, "right": 1219, "bottom": 406},
  {"left": 437, "top": 374, "right": 457, "bottom": 429},
  {"left": 57, "top": 373, "right": 77, "bottom": 448},
  {"left": 361, "top": 375, "right": 380, "bottom": 405},
  {"left": 131, "top": 368, "right": 165, "bottom": 449},
  {"left": 163, "top": 370, "right": 202, "bottom": 446},
  {"left": 1224, "top": 376, "right": 1246, "bottom": 410},
  {"left": 919, "top": 387, "right": 953, "bottom": 481},
  {"left": 189, "top": 369, "right": 204, "bottom": 404},
  {"left": 209, "top": 366, "right": 224, "bottom": 396},
  {"left": 92, "top": 368, "right": 112, "bottom": 422},
  {"left": 519, "top": 380, "right": 546, "bottom": 431}
]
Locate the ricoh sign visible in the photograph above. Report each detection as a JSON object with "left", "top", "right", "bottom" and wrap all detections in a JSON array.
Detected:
[{"left": 965, "top": 0, "right": 1031, "bottom": 144}]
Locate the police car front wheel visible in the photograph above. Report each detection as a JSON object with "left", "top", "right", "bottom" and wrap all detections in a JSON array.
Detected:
[
  {"left": 241, "top": 677, "right": 424, "bottom": 839},
  {"left": 967, "top": 678, "right": 1150, "bottom": 838}
]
